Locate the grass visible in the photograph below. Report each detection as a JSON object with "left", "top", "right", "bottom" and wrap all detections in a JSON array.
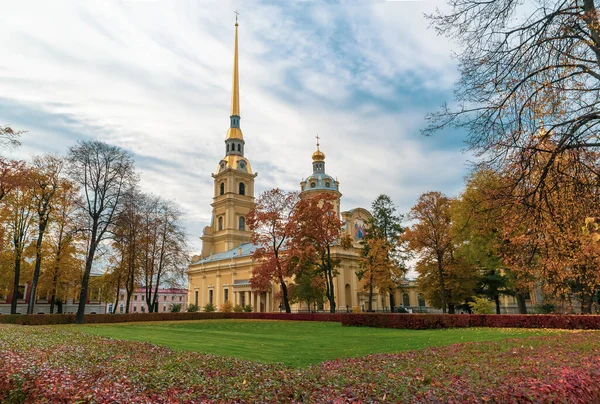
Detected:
[{"left": 76, "top": 319, "right": 549, "bottom": 367}]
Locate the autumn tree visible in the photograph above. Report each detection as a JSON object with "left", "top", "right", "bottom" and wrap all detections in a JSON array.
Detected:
[
  {"left": 451, "top": 169, "right": 517, "bottom": 314},
  {"left": 357, "top": 236, "right": 403, "bottom": 311},
  {"left": 0, "top": 125, "right": 24, "bottom": 149},
  {"left": 27, "top": 155, "right": 64, "bottom": 314},
  {"left": 403, "top": 192, "right": 454, "bottom": 313},
  {"left": 112, "top": 188, "right": 143, "bottom": 313},
  {"left": 425, "top": 0, "right": 600, "bottom": 206},
  {"left": 68, "top": 140, "right": 135, "bottom": 323},
  {"left": 1, "top": 165, "right": 35, "bottom": 314},
  {"left": 369, "top": 194, "right": 405, "bottom": 309},
  {"left": 500, "top": 145, "right": 600, "bottom": 313},
  {"left": 416, "top": 255, "right": 479, "bottom": 313},
  {"left": 0, "top": 159, "right": 26, "bottom": 204},
  {"left": 247, "top": 189, "right": 299, "bottom": 313},
  {"left": 290, "top": 193, "right": 350, "bottom": 313},
  {"left": 38, "top": 179, "right": 84, "bottom": 313}
]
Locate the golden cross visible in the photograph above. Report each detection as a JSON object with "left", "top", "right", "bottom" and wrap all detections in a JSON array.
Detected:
[
  {"left": 234, "top": 9, "right": 240, "bottom": 23},
  {"left": 315, "top": 134, "right": 320, "bottom": 148}
]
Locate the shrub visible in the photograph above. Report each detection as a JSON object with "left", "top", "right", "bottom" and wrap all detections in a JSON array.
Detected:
[
  {"left": 341, "top": 313, "right": 600, "bottom": 330},
  {"left": 233, "top": 304, "right": 243, "bottom": 313},
  {"left": 203, "top": 303, "right": 216, "bottom": 313},
  {"left": 243, "top": 304, "right": 253, "bottom": 313},
  {"left": 469, "top": 297, "right": 495, "bottom": 314},
  {"left": 170, "top": 303, "right": 182, "bottom": 313},
  {"left": 187, "top": 304, "right": 199, "bottom": 313},
  {"left": 220, "top": 301, "right": 233, "bottom": 313}
]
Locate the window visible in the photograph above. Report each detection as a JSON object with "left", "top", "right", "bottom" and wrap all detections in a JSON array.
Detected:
[
  {"left": 134, "top": 295, "right": 137, "bottom": 301},
  {"left": 417, "top": 294, "right": 425, "bottom": 307},
  {"left": 209, "top": 290, "right": 214, "bottom": 305},
  {"left": 133, "top": 305, "right": 137, "bottom": 312},
  {"left": 237, "top": 144, "right": 241, "bottom": 152},
  {"left": 220, "top": 182, "right": 224, "bottom": 195},
  {"left": 179, "top": 296, "right": 182, "bottom": 302},
  {"left": 227, "top": 144, "right": 229, "bottom": 152},
  {"left": 120, "top": 294, "right": 124, "bottom": 301},
  {"left": 325, "top": 182, "right": 330, "bottom": 188},
  {"left": 172, "top": 295, "right": 175, "bottom": 301},
  {"left": 310, "top": 182, "right": 316, "bottom": 188},
  {"left": 403, "top": 293, "right": 410, "bottom": 307},
  {"left": 141, "top": 305, "right": 145, "bottom": 313},
  {"left": 119, "top": 305, "right": 124, "bottom": 313},
  {"left": 240, "top": 292, "right": 245, "bottom": 307},
  {"left": 163, "top": 304, "right": 166, "bottom": 312},
  {"left": 164, "top": 295, "right": 167, "bottom": 301},
  {"left": 239, "top": 182, "right": 245, "bottom": 195},
  {"left": 218, "top": 216, "right": 223, "bottom": 231},
  {"left": 195, "top": 291, "right": 198, "bottom": 306},
  {"left": 224, "top": 289, "right": 229, "bottom": 303},
  {"left": 239, "top": 216, "right": 245, "bottom": 231}
]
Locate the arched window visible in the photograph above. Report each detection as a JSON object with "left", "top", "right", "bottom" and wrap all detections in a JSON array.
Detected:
[
  {"left": 239, "top": 182, "right": 245, "bottom": 195},
  {"left": 417, "top": 293, "right": 425, "bottom": 307},
  {"left": 237, "top": 144, "right": 241, "bottom": 152},
  {"left": 218, "top": 216, "right": 223, "bottom": 231},
  {"left": 239, "top": 216, "right": 245, "bottom": 231},
  {"left": 403, "top": 293, "right": 410, "bottom": 307},
  {"left": 220, "top": 182, "right": 224, "bottom": 195},
  {"left": 226, "top": 144, "right": 229, "bottom": 152}
]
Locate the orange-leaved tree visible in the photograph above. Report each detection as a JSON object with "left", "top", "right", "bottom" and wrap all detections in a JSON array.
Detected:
[
  {"left": 247, "top": 189, "right": 299, "bottom": 313},
  {"left": 289, "top": 193, "right": 351, "bottom": 313},
  {"left": 403, "top": 192, "right": 454, "bottom": 313},
  {"left": 357, "top": 235, "right": 402, "bottom": 312}
]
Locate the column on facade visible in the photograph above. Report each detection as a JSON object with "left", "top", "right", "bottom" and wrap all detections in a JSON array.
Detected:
[
  {"left": 249, "top": 291, "right": 254, "bottom": 311},
  {"left": 216, "top": 273, "right": 221, "bottom": 308}
]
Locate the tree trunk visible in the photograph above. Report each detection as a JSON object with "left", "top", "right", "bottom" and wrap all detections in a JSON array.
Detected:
[
  {"left": 76, "top": 234, "right": 98, "bottom": 324},
  {"left": 448, "top": 303, "right": 455, "bottom": 314},
  {"left": 279, "top": 277, "right": 291, "bottom": 313},
  {"left": 436, "top": 253, "right": 447, "bottom": 314},
  {"left": 57, "top": 300, "right": 63, "bottom": 314},
  {"left": 389, "top": 292, "right": 395, "bottom": 312},
  {"left": 27, "top": 219, "right": 48, "bottom": 314},
  {"left": 516, "top": 293, "right": 528, "bottom": 314},
  {"left": 494, "top": 295, "right": 501, "bottom": 314},
  {"left": 11, "top": 249, "right": 22, "bottom": 314},
  {"left": 368, "top": 275, "right": 374, "bottom": 312}
]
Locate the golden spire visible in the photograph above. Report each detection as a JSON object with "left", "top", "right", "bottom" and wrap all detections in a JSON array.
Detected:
[
  {"left": 231, "top": 10, "right": 240, "bottom": 117},
  {"left": 312, "top": 134, "right": 325, "bottom": 161},
  {"left": 226, "top": 11, "right": 243, "bottom": 141}
]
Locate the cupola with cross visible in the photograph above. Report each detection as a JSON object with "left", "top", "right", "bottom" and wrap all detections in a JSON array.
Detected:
[{"left": 300, "top": 136, "right": 341, "bottom": 215}]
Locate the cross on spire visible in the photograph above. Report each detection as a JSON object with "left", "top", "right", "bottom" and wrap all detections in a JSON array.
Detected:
[
  {"left": 315, "top": 134, "right": 320, "bottom": 150},
  {"left": 234, "top": 9, "right": 239, "bottom": 25}
]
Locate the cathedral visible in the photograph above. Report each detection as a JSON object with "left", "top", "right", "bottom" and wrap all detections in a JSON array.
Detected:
[{"left": 186, "top": 19, "right": 421, "bottom": 313}]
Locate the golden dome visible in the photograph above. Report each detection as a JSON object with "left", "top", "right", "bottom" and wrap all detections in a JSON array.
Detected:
[{"left": 312, "top": 149, "right": 325, "bottom": 161}]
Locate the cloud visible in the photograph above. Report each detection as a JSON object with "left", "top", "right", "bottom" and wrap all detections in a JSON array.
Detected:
[{"left": 0, "top": 0, "right": 469, "bottom": 254}]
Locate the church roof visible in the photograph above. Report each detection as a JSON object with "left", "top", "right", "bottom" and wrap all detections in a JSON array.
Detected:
[
  {"left": 192, "top": 242, "right": 257, "bottom": 265},
  {"left": 302, "top": 172, "right": 338, "bottom": 192}
]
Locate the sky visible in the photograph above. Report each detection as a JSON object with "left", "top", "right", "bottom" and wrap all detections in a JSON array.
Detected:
[{"left": 0, "top": 0, "right": 471, "bottom": 254}]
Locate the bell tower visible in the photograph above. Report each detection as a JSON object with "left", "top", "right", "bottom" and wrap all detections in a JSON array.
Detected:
[{"left": 201, "top": 16, "right": 257, "bottom": 258}]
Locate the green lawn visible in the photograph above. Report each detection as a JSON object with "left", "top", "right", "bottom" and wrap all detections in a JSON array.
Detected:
[{"left": 76, "top": 320, "right": 549, "bottom": 367}]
